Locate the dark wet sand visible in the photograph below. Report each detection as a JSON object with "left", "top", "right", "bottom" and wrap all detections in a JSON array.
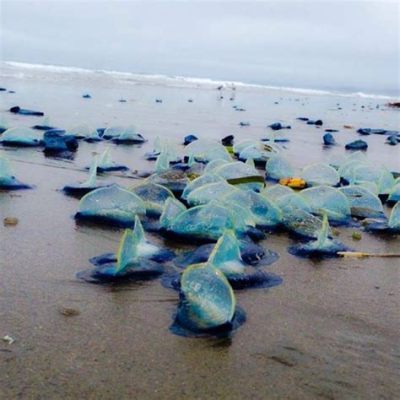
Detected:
[{"left": 0, "top": 67, "right": 399, "bottom": 399}]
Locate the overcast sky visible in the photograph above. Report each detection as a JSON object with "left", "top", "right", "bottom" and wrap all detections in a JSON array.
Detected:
[{"left": 1, "top": 1, "right": 399, "bottom": 94}]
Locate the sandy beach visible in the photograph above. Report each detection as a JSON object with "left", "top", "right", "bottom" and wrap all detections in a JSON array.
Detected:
[{"left": 0, "top": 63, "right": 399, "bottom": 400}]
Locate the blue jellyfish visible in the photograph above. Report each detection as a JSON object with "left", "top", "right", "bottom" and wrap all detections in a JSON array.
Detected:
[
  {"left": 0, "top": 155, "right": 31, "bottom": 190},
  {"left": 77, "top": 223, "right": 165, "bottom": 283},
  {"left": 171, "top": 263, "right": 245, "bottom": 337},
  {"left": 288, "top": 214, "right": 349, "bottom": 258}
]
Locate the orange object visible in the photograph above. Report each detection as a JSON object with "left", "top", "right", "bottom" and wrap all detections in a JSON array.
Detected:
[{"left": 279, "top": 177, "right": 306, "bottom": 189}]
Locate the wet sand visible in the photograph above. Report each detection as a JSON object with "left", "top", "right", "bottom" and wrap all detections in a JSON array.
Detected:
[{"left": 0, "top": 66, "right": 399, "bottom": 399}]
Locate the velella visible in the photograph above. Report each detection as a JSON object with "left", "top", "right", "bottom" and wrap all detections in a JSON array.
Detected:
[
  {"left": 171, "top": 263, "right": 245, "bottom": 336},
  {"left": 63, "top": 157, "right": 107, "bottom": 196},
  {"left": 363, "top": 202, "right": 400, "bottom": 234},
  {"left": 206, "top": 230, "right": 282, "bottom": 289},
  {"left": 281, "top": 208, "right": 328, "bottom": 239},
  {"left": 213, "top": 161, "right": 264, "bottom": 191},
  {"left": 181, "top": 173, "right": 225, "bottom": 200},
  {"left": 265, "top": 154, "right": 295, "bottom": 181},
  {"left": 299, "top": 186, "right": 351, "bottom": 224},
  {"left": 0, "top": 154, "right": 31, "bottom": 190},
  {"left": 186, "top": 181, "right": 237, "bottom": 206},
  {"left": 96, "top": 149, "right": 128, "bottom": 172},
  {"left": 77, "top": 223, "right": 165, "bottom": 283},
  {"left": 301, "top": 163, "right": 340, "bottom": 187},
  {"left": 159, "top": 198, "right": 187, "bottom": 230},
  {"left": 185, "top": 139, "right": 232, "bottom": 163},
  {"left": 288, "top": 214, "right": 349, "bottom": 257},
  {"left": 75, "top": 184, "right": 146, "bottom": 227},
  {"left": 339, "top": 186, "right": 385, "bottom": 219},
  {"left": 221, "top": 189, "right": 281, "bottom": 228},
  {"left": 165, "top": 200, "right": 247, "bottom": 242},
  {"left": 387, "top": 181, "right": 400, "bottom": 206},
  {"left": 0, "top": 127, "right": 43, "bottom": 147},
  {"left": 112, "top": 126, "right": 146, "bottom": 144},
  {"left": 130, "top": 182, "right": 175, "bottom": 217},
  {"left": 89, "top": 216, "right": 175, "bottom": 267}
]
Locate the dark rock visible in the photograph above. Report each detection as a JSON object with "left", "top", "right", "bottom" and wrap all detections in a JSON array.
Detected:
[
  {"left": 323, "top": 133, "right": 336, "bottom": 146},
  {"left": 307, "top": 119, "right": 323, "bottom": 126},
  {"left": 9, "top": 106, "right": 44, "bottom": 116},
  {"left": 345, "top": 139, "right": 368, "bottom": 151},
  {"left": 268, "top": 122, "right": 291, "bottom": 131},
  {"left": 183, "top": 134, "right": 198, "bottom": 146},
  {"left": 386, "top": 135, "right": 399, "bottom": 146},
  {"left": 221, "top": 135, "right": 234, "bottom": 147}
]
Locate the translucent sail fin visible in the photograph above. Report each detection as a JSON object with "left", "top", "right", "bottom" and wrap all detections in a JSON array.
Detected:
[
  {"left": 159, "top": 198, "right": 187, "bottom": 229},
  {"left": 99, "top": 149, "right": 113, "bottom": 168},
  {"left": 115, "top": 229, "right": 137, "bottom": 274},
  {"left": 0, "top": 155, "right": 12, "bottom": 179},
  {"left": 245, "top": 157, "right": 255, "bottom": 169},
  {"left": 187, "top": 153, "right": 195, "bottom": 167},
  {"left": 133, "top": 215, "right": 146, "bottom": 244},
  {"left": 208, "top": 230, "right": 245, "bottom": 275},
  {"left": 82, "top": 156, "right": 98, "bottom": 186},
  {"left": 388, "top": 202, "right": 400, "bottom": 229},
  {"left": 315, "top": 214, "right": 329, "bottom": 248},
  {"left": 155, "top": 151, "right": 170, "bottom": 174}
]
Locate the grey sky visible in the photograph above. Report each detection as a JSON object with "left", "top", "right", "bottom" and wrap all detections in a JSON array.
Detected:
[{"left": 1, "top": 0, "right": 399, "bottom": 95}]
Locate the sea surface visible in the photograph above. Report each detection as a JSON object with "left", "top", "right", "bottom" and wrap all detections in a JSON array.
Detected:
[{"left": 0, "top": 62, "right": 399, "bottom": 399}]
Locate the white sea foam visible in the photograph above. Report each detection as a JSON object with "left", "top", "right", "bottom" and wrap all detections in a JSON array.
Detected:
[{"left": 2, "top": 61, "right": 398, "bottom": 100}]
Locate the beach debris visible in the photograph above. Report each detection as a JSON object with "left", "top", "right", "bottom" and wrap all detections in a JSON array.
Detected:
[
  {"left": 323, "top": 133, "right": 336, "bottom": 145},
  {"left": 9, "top": 106, "right": 44, "bottom": 116},
  {"left": 357, "top": 128, "right": 399, "bottom": 136},
  {"left": 278, "top": 177, "right": 306, "bottom": 189},
  {"left": 268, "top": 122, "right": 291, "bottom": 131},
  {"left": 345, "top": 139, "right": 368, "bottom": 150},
  {"left": 351, "top": 231, "right": 362, "bottom": 240},
  {"left": 239, "top": 121, "right": 250, "bottom": 127},
  {"left": 221, "top": 135, "right": 234, "bottom": 147},
  {"left": 75, "top": 184, "right": 146, "bottom": 227},
  {"left": 343, "top": 125, "right": 354, "bottom": 129},
  {"left": 1, "top": 335, "right": 15, "bottom": 344},
  {"left": 307, "top": 119, "right": 323, "bottom": 126},
  {"left": 0, "top": 155, "right": 31, "bottom": 190},
  {"left": 155, "top": 98, "right": 163, "bottom": 103},
  {"left": 0, "top": 127, "right": 43, "bottom": 147},
  {"left": 59, "top": 307, "right": 80, "bottom": 317},
  {"left": 183, "top": 134, "right": 198, "bottom": 146},
  {"left": 3, "top": 217, "right": 19, "bottom": 226},
  {"left": 297, "top": 117, "right": 309, "bottom": 121},
  {"left": 338, "top": 251, "right": 400, "bottom": 258}
]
